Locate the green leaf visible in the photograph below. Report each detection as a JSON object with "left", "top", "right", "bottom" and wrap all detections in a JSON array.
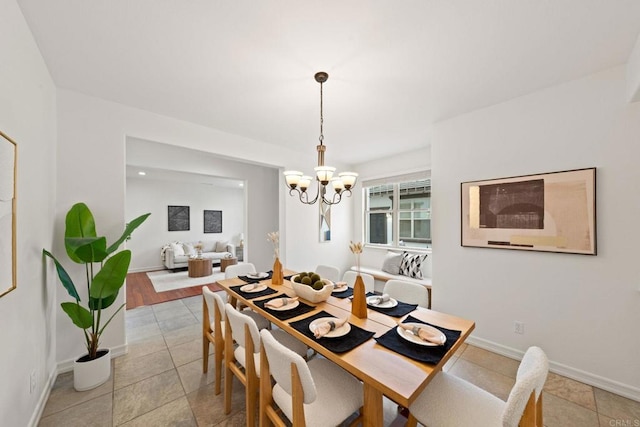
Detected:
[
  {"left": 90, "top": 251, "right": 131, "bottom": 300},
  {"left": 89, "top": 292, "right": 118, "bottom": 310},
  {"left": 61, "top": 302, "right": 93, "bottom": 329},
  {"left": 65, "top": 237, "right": 108, "bottom": 263},
  {"left": 65, "top": 203, "right": 97, "bottom": 262},
  {"left": 106, "top": 213, "right": 151, "bottom": 255},
  {"left": 42, "top": 249, "right": 80, "bottom": 301}
]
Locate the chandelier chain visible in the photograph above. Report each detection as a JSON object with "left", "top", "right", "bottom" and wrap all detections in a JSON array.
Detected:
[{"left": 319, "top": 80, "right": 324, "bottom": 144}]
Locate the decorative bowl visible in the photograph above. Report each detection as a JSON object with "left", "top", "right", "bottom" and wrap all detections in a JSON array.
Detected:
[{"left": 290, "top": 276, "right": 334, "bottom": 303}]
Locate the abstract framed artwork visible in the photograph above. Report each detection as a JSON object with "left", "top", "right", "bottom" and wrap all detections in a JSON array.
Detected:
[
  {"left": 0, "top": 131, "right": 17, "bottom": 297},
  {"left": 204, "top": 210, "right": 222, "bottom": 233},
  {"left": 168, "top": 205, "right": 190, "bottom": 231},
  {"left": 461, "top": 167, "right": 596, "bottom": 255}
]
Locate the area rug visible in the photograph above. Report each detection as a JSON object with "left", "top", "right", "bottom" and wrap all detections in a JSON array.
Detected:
[{"left": 147, "top": 269, "right": 226, "bottom": 293}]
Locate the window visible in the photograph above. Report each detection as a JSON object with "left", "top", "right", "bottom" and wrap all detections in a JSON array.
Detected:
[{"left": 364, "top": 174, "right": 431, "bottom": 249}]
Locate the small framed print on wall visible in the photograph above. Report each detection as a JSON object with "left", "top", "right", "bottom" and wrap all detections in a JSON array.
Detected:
[
  {"left": 168, "top": 205, "right": 190, "bottom": 231},
  {"left": 461, "top": 167, "right": 596, "bottom": 255},
  {"left": 0, "top": 130, "right": 17, "bottom": 297}
]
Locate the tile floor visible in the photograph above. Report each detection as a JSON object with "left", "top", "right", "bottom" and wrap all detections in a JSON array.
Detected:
[{"left": 39, "top": 293, "right": 640, "bottom": 426}]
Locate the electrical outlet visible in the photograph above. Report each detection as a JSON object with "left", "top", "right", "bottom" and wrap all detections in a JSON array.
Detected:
[
  {"left": 30, "top": 370, "right": 36, "bottom": 394},
  {"left": 514, "top": 321, "right": 525, "bottom": 335}
]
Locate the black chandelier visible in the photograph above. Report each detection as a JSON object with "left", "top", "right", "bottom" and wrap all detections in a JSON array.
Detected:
[{"left": 283, "top": 72, "right": 358, "bottom": 205}]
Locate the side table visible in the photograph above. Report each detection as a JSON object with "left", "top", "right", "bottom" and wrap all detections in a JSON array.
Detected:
[
  {"left": 188, "top": 258, "right": 212, "bottom": 278},
  {"left": 220, "top": 257, "right": 238, "bottom": 272}
]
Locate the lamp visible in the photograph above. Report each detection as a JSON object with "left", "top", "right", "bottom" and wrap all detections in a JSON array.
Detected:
[{"left": 284, "top": 72, "right": 358, "bottom": 205}]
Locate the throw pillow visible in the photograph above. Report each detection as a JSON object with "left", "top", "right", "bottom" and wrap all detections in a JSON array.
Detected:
[
  {"left": 182, "top": 243, "right": 196, "bottom": 257},
  {"left": 215, "top": 240, "right": 229, "bottom": 252},
  {"left": 170, "top": 242, "right": 185, "bottom": 257},
  {"left": 399, "top": 252, "right": 427, "bottom": 279},
  {"left": 381, "top": 251, "right": 403, "bottom": 275},
  {"left": 200, "top": 240, "right": 216, "bottom": 252}
]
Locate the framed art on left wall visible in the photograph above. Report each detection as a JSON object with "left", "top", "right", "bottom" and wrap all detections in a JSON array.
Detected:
[
  {"left": 0, "top": 130, "right": 17, "bottom": 297},
  {"left": 168, "top": 205, "right": 190, "bottom": 231}
]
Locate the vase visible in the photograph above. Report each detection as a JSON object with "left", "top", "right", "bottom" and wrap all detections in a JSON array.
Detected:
[
  {"left": 73, "top": 348, "right": 111, "bottom": 391},
  {"left": 351, "top": 274, "right": 368, "bottom": 318},
  {"left": 272, "top": 257, "right": 283, "bottom": 285}
]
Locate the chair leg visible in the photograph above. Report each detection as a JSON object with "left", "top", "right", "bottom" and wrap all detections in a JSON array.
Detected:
[
  {"left": 406, "top": 413, "right": 419, "bottom": 427},
  {"left": 214, "top": 344, "right": 223, "bottom": 395},
  {"left": 536, "top": 393, "right": 543, "bottom": 427},
  {"left": 203, "top": 337, "right": 210, "bottom": 373}
]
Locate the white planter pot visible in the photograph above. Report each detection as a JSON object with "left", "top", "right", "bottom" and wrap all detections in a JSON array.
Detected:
[{"left": 73, "top": 349, "right": 111, "bottom": 391}]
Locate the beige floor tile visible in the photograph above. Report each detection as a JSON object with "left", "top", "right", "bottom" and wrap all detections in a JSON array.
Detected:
[
  {"left": 41, "top": 370, "right": 113, "bottom": 417},
  {"left": 154, "top": 303, "right": 193, "bottom": 322},
  {"left": 544, "top": 372, "right": 596, "bottom": 411},
  {"left": 158, "top": 312, "right": 199, "bottom": 333},
  {"left": 163, "top": 323, "right": 202, "bottom": 348},
  {"left": 594, "top": 388, "right": 640, "bottom": 422},
  {"left": 39, "top": 393, "right": 112, "bottom": 427},
  {"left": 114, "top": 348, "right": 174, "bottom": 390},
  {"left": 187, "top": 378, "right": 246, "bottom": 426},
  {"left": 169, "top": 338, "right": 205, "bottom": 367},
  {"left": 121, "top": 334, "right": 167, "bottom": 361},
  {"left": 177, "top": 357, "right": 218, "bottom": 394},
  {"left": 543, "top": 392, "right": 600, "bottom": 427},
  {"left": 448, "top": 357, "right": 515, "bottom": 401},
  {"left": 212, "top": 410, "right": 247, "bottom": 426},
  {"left": 126, "top": 322, "right": 162, "bottom": 343},
  {"left": 598, "top": 413, "right": 616, "bottom": 427},
  {"left": 459, "top": 345, "right": 520, "bottom": 379},
  {"left": 113, "top": 369, "right": 185, "bottom": 425},
  {"left": 119, "top": 396, "right": 196, "bottom": 427}
]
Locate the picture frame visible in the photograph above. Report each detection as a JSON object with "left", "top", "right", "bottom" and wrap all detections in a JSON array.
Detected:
[
  {"left": 168, "top": 205, "right": 190, "bottom": 231},
  {"left": 204, "top": 210, "right": 222, "bottom": 233},
  {"left": 0, "top": 131, "right": 17, "bottom": 297},
  {"left": 461, "top": 167, "right": 596, "bottom": 255}
]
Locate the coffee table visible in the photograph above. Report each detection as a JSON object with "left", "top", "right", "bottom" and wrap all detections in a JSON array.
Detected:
[
  {"left": 188, "top": 258, "right": 212, "bottom": 278},
  {"left": 220, "top": 256, "right": 238, "bottom": 272}
]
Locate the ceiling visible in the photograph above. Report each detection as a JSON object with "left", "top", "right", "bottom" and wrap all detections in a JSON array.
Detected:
[{"left": 18, "top": 0, "right": 640, "bottom": 164}]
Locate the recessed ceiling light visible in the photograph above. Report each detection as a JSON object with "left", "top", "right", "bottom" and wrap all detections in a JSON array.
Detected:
[{"left": 138, "top": 171, "right": 146, "bottom": 176}]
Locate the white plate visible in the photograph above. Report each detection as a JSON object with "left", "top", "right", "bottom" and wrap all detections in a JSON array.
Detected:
[
  {"left": 266, "top": 298, "right": 300, "bottom": 311},
  {"left": 396, "top": 323, "right": 446, "bottom": 347},
  {"left": 246, "top": 272, "right": 269, "bottom": 279},
  {"left": 309, "top": 317, "right": 351, "bottom": 338},
  {"left": 240, "top": 284, "right": 267, "bottom": 293},
  {"left": 366, "top": 295, "right": 398, "bottom": 308},
  {"left": 332, "top": 284, "right": 349, "bottom": 293}
]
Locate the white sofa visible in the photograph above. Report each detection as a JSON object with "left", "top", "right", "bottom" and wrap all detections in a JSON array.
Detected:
[
  {"left": 161, "top": 240, "right": 235, "bottom": 270},
  {"left": 350, "top": 251, "right": 432, "bottom": 308}
]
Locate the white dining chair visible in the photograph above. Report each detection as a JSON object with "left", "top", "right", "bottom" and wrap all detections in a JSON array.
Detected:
[
  {"left": 383, "top": 279, "right": 430, "bottom": 308},
  {"left": 314, "top": 264, "right": 340, "bottom": 282},
  {"left": 342, "top": 270, "right": 375, "bottom": 294},
  {"left": 201, "top": 287, "right": 269, "bottom": 395},
  {"left": 224, "top": 303, "right": 307, "bottom": 426},
  {"left": 407, "top": 346, "right": 549, "bottom": 427},
  {"left": 224, "top": 262, "right": 257, "bottom": 279},
  {"left": 259, "top": 329, "right": 363, "bottom": 427}
]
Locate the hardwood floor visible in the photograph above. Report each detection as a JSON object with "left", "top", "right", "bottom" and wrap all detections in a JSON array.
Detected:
[{"left": 125, "top": 270, "right": 222, "bottom": 309}]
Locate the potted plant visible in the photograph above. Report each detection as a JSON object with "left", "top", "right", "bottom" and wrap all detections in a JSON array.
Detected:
[{"left": 43, "top": 202, "right": 150, "bottom": 391}]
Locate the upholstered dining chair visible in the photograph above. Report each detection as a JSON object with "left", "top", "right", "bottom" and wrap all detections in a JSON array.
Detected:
[
  {"left": 224, "top": 262, "right": 256, "bottom": 279},
  {"left": 201, "top": 286, "right": 269, "bottom": 394},
  {"left": 224, "top": 303, "right": 308, "bottom": 426},
  {"left": 314, "top": 264, "right": 341, "bottom": 283},
  {"left": 407, "top": 346, "right": 549, "bottom": 427},
  {"left": 342, "top": 270, "right": 375, "bottom": 294},
  {"left": 259, "top": 329, "right": 363, "bottom": 427},
  {"left": 383, "top": 279, "right": 430, "bottom": 308}
]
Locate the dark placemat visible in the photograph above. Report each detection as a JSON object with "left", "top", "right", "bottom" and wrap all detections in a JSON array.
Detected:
[
  {"left": 289, "top": 310, "right": 375, "bottom": 354},
  {"left": 238, "top": 270, "right": 273, "bottom": 284},
  {"left": 374, "top": 315, "right": 461, "bottom": 364},
  {"left": 331, "top": 287, "right": 354, "bottom": 299},
  {"left": 365, "top": 292, "right": 418, "bottom": 317},
  {"left": 230, "top": 284, "right": 278, "bottom": 300},
  {"left": 284, "top": 274, "right": 294, "bottom": 281},
  {"left": 253, "top": 296, "right": 317, "bottom": 320}
]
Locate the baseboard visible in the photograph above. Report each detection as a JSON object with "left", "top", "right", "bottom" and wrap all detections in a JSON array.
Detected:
[
  {"left": 466, "top": 336, "right": 640, "bottom": 402},
  {"left": 28, "top": 368, "right": 57, "bottom": 427},
  {"left": 129, "top": 265, "right": 164, "bottom": 273}
]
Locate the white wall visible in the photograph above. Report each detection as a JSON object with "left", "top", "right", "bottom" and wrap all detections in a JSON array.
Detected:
[
  {"left": 126, "top": 177, "right": 244, "bottom": 271},
  {"left": 432, "top": 66, "right": 640, "bottom": 400},
  {"left": 0, "top": 0, "right": 58, "bottom": 425}
]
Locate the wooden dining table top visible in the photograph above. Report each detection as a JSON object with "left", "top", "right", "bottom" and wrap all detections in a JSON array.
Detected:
[{"left": 216, "top": 269, "right": 475, "bottom": 425}]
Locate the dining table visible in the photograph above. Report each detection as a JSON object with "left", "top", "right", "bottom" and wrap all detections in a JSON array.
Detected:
[{"left": 216, "top": 269, "right": 475, "bottom": 426}]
